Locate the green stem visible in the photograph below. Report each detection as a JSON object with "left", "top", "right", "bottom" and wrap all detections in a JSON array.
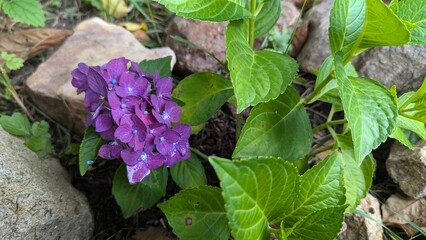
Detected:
[
  {"left": 303, "top": 74, "right": 334, "bottom": 105},
  {"left": 190, "top": 147, "right": 209, "bottom": 161},
  {"left": 248, "top": 0, "right": 256, "bottom": 48},
  {"left": 312, "top": 119, "right": 347, "bottom": 133},
  {"left": 0, "top": 69, "right": 33, "bottom": 121},
  {"left": 306, "top": 144, "right": 334, "bottom": 159}
]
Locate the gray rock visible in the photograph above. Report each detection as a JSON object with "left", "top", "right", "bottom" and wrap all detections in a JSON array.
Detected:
[
  {"left": 296, "top": 0, "right": 333, "bottom": 72},
  {"left": 164, "top": 16, "right": 227, "bottom": 74},
  {"left": 25, "top": 17, "right": 175, "bottom": 136},
  {"left": 387, "top": 141, "right": 426, "bottom": 199},
  {"left": 338, "top": 194, "right": 383, "bottom": 240},
  {"left": 353, "top": 45, "right": 426, "bottom": 93},
  {"left": 0, "top": 127, "right": 93, "bottom": 239}
]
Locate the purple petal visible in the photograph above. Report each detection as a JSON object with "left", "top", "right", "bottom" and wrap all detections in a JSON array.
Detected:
[
  {"left": 107, "top": 91, "right": 121, "bottom": 109},
  {"left": 173, "top": 124, "right": 191, "bottom": 139},
  {"left": 106, "top": 57, "right": 128, "bottom": 80},
  {"left": 87, "top": 68, "right": 107, "bottom": 96},
  {"left": 164, "top": 150, "right": 180, "bottom": 167},
  {"left": 127, "top": 161, "right": 150, "bottom": 184},
  {"left": 95, "top": 114, "right": 113, "bottom": 132},
  {"left": 98, "top": 142, "right": 123, "bottom": 160},
  {"left": 147, "top": 153, "right": 164, "bottom": 169},
  {"left": 99, "top": 128, "right": 115, "bottom": 141},
  {"left": 121, "top": 149, "right": 140, "bottom": 166},
  {"left": 84, "top": 89, "right": 100, "bottom": 109},
  {"left": 115, "top": 124, "right": 133, "bottom": 143},
  {"left": 163, "top": 101, "right": 182, "bottom": 123},
  {"left": 155, "top": 76, "right": 172, "bottom": 99}
]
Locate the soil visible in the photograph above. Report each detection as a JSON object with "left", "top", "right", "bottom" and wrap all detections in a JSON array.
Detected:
[{"left": 0, "top": 1, "right": 420, "bottom": 240}]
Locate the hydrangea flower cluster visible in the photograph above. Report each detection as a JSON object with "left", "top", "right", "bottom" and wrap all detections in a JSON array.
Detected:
[{"left": 71, "top": 57, "right": 191, "bottom": 184}]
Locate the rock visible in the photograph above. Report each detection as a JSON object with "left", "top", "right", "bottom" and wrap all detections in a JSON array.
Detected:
[
  {"left": 382, "top": 194, "right": 426, "bottom": 237},
  {"left": 273, "top": 0, "right": 308, "bottom": 57},
  {"left": 353, "top": 45, "right": 426, "bottom": 93},
  {"left": 0, "top": 127, "right": 93, "bottom": 239},
  {"left": 296, "top": 0, "right": 333, "bottom": 72},
  {"left": 387, "top": 141, "right": 426, "bottom": 199},
  {"left": 164, "top": 16, "right": 227, "bottom": 74},
  {"left": 25, "top": 17, "right": 175, "bottom": 136},
  {"left": 338, "top": 194, "right": 383, "bottom": 240}
]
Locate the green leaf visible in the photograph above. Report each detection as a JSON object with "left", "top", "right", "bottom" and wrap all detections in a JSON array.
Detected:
[
  {"left": 138, "top": 56, "right": 172, "bottom": 78},
  {"left": 1, "top": 52, "right": 24, "bottom": 71},
  {"left": 158, "top": 186, "right": 230, "bottom": 240},
  {"left": 209, "top": 156, "right": 299, "bottom": 240},
  {"left": 172, "top": 72, "right": 234, "bottom": 126},
  {"left": 334, "top": 52, "right": 397, "bottom": 166},
  {"left": 283, "top": 153, "right": 345, "bottom": 225},
  {"left": 335, "top": 134, "right": 375, "bottom": 212},
  {"left": 233, "top": 87, "right": 312, "bottom": 162},
  {"left": 79, "top": 127, "right": 105, "bottom": 176},
  {"left": 2, "top": 0, "right": 45, "bottom": 27},
  {"left": 226, "top": 20, "right": 299, "bottom": 113},
  {"left": 359, "top": 0, "right": 411, "bottom": 49},
  {"left": 153, "top": 0, "right": 252, "bottom": 22},
  {"left": 329, "top": 0, "right": 365, "bottom": 62},
  {"left": 254, "top": 0, "right": 281, "bottom": 38},
  {"left": 24, "top": 120, "right": 53, "bottom": 157},
  {"left": 391, "top": 125, "right": 414, "bottom": 149},
  {"left": 0, "top": 112, "right": 31, "bottom": 136},
  {"left": 397, "top": 0, "right": 426, "bottom": 45},
  {"left": 170, "top": 154, "right": 207, "bottom": 189},
  {"left": 113, "top": 165, "right": 167, "bottom": 218},
  {"left": 329, "top": 0, "right": 410, "bottom": 62},
  {"left": 287, "top": 206, "right": 346, "bottom": 240}
]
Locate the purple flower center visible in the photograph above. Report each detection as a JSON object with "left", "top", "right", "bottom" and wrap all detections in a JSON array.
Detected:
[
  {"left": 132, "top": 129, "right": 138, "bottom": 135},
  {"left": 162, "top": 111, "right": 170, "bottom": 120},
  {"left": 158, "top": 93, "right": 163, "bottom": 98},
  {"left": 149, "top": 129, "right": 154, "bottom": 134},
  {"left": 160, "top": 136, "right": 165, "bottom": 142},
  {"left": 144, "top": 110, "right": 148, "bottom": 115},
  {"left": 120, "top": 103, "right": 127, "bottom": 109},
  {"left": 111, "top": 79, "right": 117, "bottom": 85},
  {"left": 127, "top": 87, "right": 133, "bottom": 92},
  {"left": 87, "top": 160, "right": 94, "bottom": 165},
  {"left": 139, "top": 152, "right": 148, "bottom": 162}
]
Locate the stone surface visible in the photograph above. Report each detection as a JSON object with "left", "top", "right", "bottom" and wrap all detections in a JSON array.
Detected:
[
  {"left": 382, "top": 194, "right": 426, "bottom": 237},
  {"left": 0, "top": 127, "right": 93, "bottom": 239},
  {"left": 275, "top": 0, "right": 308, "bottom": 57},
  {"left": 353, "top": 45, "right": 426, "bottom": 93},
  {"left": 296, "top": 0, "right": 332, "bottom": 72},
  {"left": 25, "top": 17, "right": 175, "bottom": 135},
  {"left": 338, "top": 194, "right": 383, "bottom": 240},
  {"left": 387, "top": 141, "right": 426, "bottom": 199},
  {"left": 164, "top": 16, "right": 227, "bottom": 74}
]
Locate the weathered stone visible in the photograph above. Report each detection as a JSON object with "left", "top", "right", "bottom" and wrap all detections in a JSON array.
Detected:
[
  {"left": 338, "top": 194, "right": 383, "bottom": 240},
  {"left": 387, "top": 141, "right": 426, "bottom": 199},
  {"left": 296, "top": 0, "right": 333, "bottom": 73},
  {"left": 382, "top": 194, "right": 426, "bottom": 237},
  {"left": 353, "top": 45, "right": 426, "bottom": 93},
  {"left": 0, "top": 127, "right": 93, "bottom": 239},
  {"left": 164, "top": 16, "right": 227, "bottom": 74},
  {"left": 274, "top": 0, "right": 308, "bottom": 57},
  {"left": 25, "top": 17, "right": 175, "bottom": 136}
]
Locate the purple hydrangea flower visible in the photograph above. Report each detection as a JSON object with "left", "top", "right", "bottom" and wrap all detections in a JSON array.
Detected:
[{"left": 72, "top": 57, "right": 191, "bottom": 184}]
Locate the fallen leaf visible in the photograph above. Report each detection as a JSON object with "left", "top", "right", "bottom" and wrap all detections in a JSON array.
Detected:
[
  {"left": 132, "top": 29, "right": 150, "bottom": 41},
  {"left": 120, "top": 21, "right": 147, "bottom": 31},
  {"left": 102, "top": 0, "right": 130, "bottom": 18},
  {"left": 0, "top": 28, "right": 73, "bottom": 64},
  {"left": 382, "top": 194, "right": 426, "bottom": 236}
]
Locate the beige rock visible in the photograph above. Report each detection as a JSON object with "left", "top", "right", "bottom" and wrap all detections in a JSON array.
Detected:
[
  {"left": 25, "top": 17, "right": 175, "bottom": 135},
  {"left": 0, "top": 127, "right": 93, "bottom": 239},
  {"left": 338, "top": 194, "right": 384, "bottom": 240},
  {"left": 382, "top": 194, "right": 426, "bottom": 237},
  {"left": 296, "top": 0, "right": 333, "bottom": 73},
  {"left": 164, "top": 16, "right": 227, "bottom": 75},
  {"left": 387, "top": 141, "right": 426, "bottom": 199}
]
